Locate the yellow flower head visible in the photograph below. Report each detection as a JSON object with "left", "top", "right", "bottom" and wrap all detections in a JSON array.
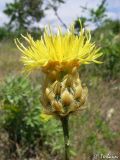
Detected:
[{"left": 15, "top": 22, "right": 102, "bottom": 74}]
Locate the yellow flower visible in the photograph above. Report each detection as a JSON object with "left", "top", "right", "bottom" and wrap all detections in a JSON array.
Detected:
[
  {"left": 40, "top": 113, "right": 52, "bottom": 122},
  {"left": 15, "top": 22, "right": 102, "bottom": 74}
]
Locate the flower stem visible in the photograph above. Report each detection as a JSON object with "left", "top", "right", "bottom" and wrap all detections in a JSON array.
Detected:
[{"left": 61, "top": 116, "right": 70, "bottom": 160}]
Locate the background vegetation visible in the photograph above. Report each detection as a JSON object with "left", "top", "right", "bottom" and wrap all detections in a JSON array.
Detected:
[{"left": 0, "top": 0, "right": 120, "bottom": 159}]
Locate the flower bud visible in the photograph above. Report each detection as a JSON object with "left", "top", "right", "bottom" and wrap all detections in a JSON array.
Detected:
[
  {"left": 43, "top": 69, "right": 88, "bottom": 116},
  {"left": 52, "top": 81, "right": 61, "bottom": 95},
  {"left": 61, "top": 89, "right": 74, "bottom": 106},
  {"left": 80, "top": 87, "right": 88, "bottom": 105},
  {"left": 68, "top": 102, "right": 79, "bottom": 113},
  {"left": 48, "top": 70, "right": 58, "bottom": 81},
  {"left": 65, "top": 75, "right": 73, "bottom": 87},
  {"left": 45, "top": 88, "right": 55, "bottom": 101},
  {"left": 52, "top": 100, "right": 63, "bottom": 112},
  {"left": 71, "top": 67, "right": 79, "bottom": 80},
  {"left": 75, "top": 84, "right": 82, "bottom": 99},
  {"left": 71, "top": 67, "right": 77, "bottom": 75},
  {"left": 80, "top": 96, "right": 86, "bottom": 106}
]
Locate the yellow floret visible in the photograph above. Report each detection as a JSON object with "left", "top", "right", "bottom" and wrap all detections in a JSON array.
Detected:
[{"left": 15, "top": 22, "right": 103, "bottom": 74}]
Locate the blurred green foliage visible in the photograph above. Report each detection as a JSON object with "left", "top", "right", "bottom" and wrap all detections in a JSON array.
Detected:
[
  {"left": 74, "top": 19, "right": 120, "bottom": 80},
  {"left": 0, "top": 76, "right": 42, "bottom": 144},
  {"left": 0, "top": 26, "right": 42, "bottom": 40},
  {"left": 75, "top": 0, "right": 107, "bottom": 28},
  {"left": 0, "top": 76, "right": 66, "bottom": 159},
  {"left": 3, "top": 0, "right": 65, "bottom": 31},
  {"left": 89, "top": 20, "right": 120, "bottom": 80},
  {"left": 0, "top": 0, "right": 65, "bottom": 40},
  {"left": 4, "top": 0, "right": 44, "bottom": 30},
  {"left": 89, "top": 0, "right": 107, "bottom": 26}
]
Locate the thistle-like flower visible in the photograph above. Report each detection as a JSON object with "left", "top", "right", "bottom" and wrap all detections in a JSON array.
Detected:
[
  {"left": 15, "top": 23, "right": 102, "bottom": 76},
  {"left": 15, "top": 22, "right": 102, "bottom": 116},
  {"left": 42, "top": 67, "right": 88, "bottom": 116},
  {"left": 16, "top": 22, "right": 103, "bottom": 160}
]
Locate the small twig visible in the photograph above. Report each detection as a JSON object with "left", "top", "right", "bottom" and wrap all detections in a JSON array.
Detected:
[
  {"left": 46, "top": 0, "right": 67, "bottom": 29},
  {"left": 54, "top": 10, "right": 67, "bottom": 29}
]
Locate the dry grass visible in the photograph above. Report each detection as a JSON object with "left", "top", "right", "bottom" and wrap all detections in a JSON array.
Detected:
[
  {"left": 0, "top": 41, "right": 21, "bottom": 80},
  {"left": 71, "top": 79, "right": 120, "bottom": 160}
]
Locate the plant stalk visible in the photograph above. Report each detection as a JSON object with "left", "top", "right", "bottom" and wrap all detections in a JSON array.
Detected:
[{"left": 61, "top": 116, "right": 70, "bottom": 160}]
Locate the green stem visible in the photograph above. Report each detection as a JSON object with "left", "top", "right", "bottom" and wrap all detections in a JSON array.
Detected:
[{"left": 61, "top": 116, "right": 70, "bottom": 160}]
